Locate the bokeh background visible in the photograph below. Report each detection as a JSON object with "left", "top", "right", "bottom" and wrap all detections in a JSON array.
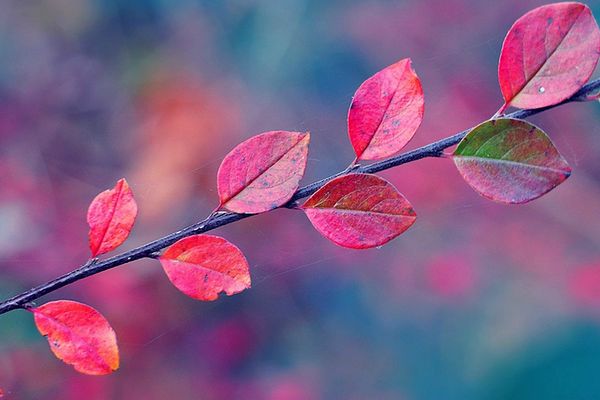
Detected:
[{"left": 1, "top": 0, "right": 600, "bottom": 399}]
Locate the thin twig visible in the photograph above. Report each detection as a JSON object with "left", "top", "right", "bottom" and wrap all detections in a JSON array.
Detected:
[{"left": 0, "top": 78, "right": 598, "bottom": 316}]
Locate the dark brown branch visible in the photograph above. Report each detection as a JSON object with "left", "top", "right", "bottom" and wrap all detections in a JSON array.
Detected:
[{"left": 0, "top": 78, "right": 598, "bottom": 316}]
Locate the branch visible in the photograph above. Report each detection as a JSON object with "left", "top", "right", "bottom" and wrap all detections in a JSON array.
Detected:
[{"left": 1, "top": 78, "right": 598, "bottom": 316}]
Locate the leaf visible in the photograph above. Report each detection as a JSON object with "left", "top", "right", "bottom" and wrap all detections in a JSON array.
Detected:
[
  {"left": 217, "top": 131, "right": 310, "bottom": 213},
  {"left": 302, "top": 173, "right": 416, "bottom": 249},
  {"left": 348, "top": 58, "right": 424, "bottom": 161},
  {"left": 498, "top": 2, "right": 600, "bottom": 110},
  {"left": 159, "top": 235, "right": 251, "bottom": 301},
  {"left": 32, "top": 300, "right": 119, "bottom": 375},
  {"left": 87, "top": 178, "right": 138, "bottom": 257},
  {"left": 453, "top": 118, "right": 571, "bottom": 203}
]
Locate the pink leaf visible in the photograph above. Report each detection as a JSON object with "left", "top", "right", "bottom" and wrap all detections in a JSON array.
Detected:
[
  {"left": 159, "top": 235, "right": 251, "bottom": 301},
  {"left": 348, "top": 58, "right": 424, "bottom": 161},
  {"left": 302, "top": 174, "right": 416, "bottom": 249},
  {"left": 32, "top": 300, "right": 119, "bottom": 375},
  {"left": 453, "top": 118, "right": 571, "bottom": 203},
  {"left": 217, "top": 131, "right": 310, "bottom": 213},
  {"left": 498, "top": 2, "right": 600, "bottom": 110},
  {"left": 87, "top": 178, "right": 138, "bottom": 256}
]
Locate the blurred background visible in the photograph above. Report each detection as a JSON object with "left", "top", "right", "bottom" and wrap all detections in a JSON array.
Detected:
[{"left": 1, "top": 0, "right": 599, "bottom": 398}]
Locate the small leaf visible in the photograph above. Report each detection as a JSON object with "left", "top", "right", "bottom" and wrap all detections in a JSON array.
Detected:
[
  {"left": 32, "top": 300, "right": 119, "bottom": 375},
  {"left": 302, "top": 173, "right": 416, "bottom": 249},
  {"left": 159, "top": 235, "right": 251, "bottom": 301},
  {"left": 87, "top": 178, "right": 138, "bottom": 257},
  {"left": 217, "top": 131, "right": 310, "bottom": 213},
  {"left": 348, "top": 58, "right": 424, "bottom": 161},
  {"left": 498, "top": 2, "right": 600, "bottom": 110},
  {"left": 453, "top": 118, "right": 571, "bottom": 203}
]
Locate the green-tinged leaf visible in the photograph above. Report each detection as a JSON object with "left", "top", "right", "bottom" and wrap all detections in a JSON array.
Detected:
[{"left": 453, "top": 118, "right": 571, "bottom": 203}]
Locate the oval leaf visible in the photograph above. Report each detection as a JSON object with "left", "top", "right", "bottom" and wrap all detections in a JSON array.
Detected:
[
  {"left": 32, "top": 300, "right": 119, "bottom": 375},
  {"left": 302, "top": 174, "right": 416, "bottom": 249},
  {"left": 453, "top": 118, "right": 571, "bottom": 203},
  {"left": 159, "top": 235, "right": 251, "bottom": 301},
  {"left": 348, "top": 58, "right": 424, "bottom": 161},
  {"left": 217, "top": 131, "right": 310, "bottom": 213},
  {"left": 498, "top": 2, "right": 600, "bottom": 110},
  {"left": 87, "top": 178, "right": 138, "bottom": 257}
]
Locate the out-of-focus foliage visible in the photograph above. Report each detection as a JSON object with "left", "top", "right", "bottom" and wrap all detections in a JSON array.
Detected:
[{"left": 1, "top": 0, "right": 599, "bottom": 398}]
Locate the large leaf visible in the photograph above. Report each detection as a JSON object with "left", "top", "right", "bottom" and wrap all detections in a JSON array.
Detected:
[
  {"left": 87, "top": 178, "right": 138, "bottom": 256},
  {"left": 217, "top": 131, "right": 310, "bottom": 213},
  {"left": 348, "top": 58, "right": 424, "bottom": 161},
  {"left": 32, "top": 300, "right": 119, "bottom": 375},
  {"left": 159, "top": 235, "right": 251, "bottom": 301},
  {"left": 498, "top": 2, "right": 600, "bottom": 110},
  {"left": 453, "top": 118, "right": 571, "bottom": 203},
  {"left": 302, "top": 174, "right": 416, "bottom": 249}
]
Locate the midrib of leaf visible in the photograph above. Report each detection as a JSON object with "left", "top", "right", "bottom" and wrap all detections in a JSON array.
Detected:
[
  {"left": 455, "top": 155, "right": 569, "bottom": 175},
  {"left": 309, "top": 205, "right": 415, "bottom": 218}
]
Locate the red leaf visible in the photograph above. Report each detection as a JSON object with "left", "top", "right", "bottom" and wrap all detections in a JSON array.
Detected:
[
  {"left": 302, "top": 174, "right": 416, "bottom": 249},
  {"left": 217, "top": 131, "right": 310, "bottom": 213},
  {"left": 159, "top": 235, "right": 251, "bottom": 301},
  {"left": 453, "top": 118, "right": 571, "bottom": 203},
  {"left": 348, "top": 58, "right": 424, "bottom": 161},
  {"left": 32, "top": 300, "right": 119, "bottom": 375},
  {"left": 498, "top": 2, "right": 600, "bottom": 110},
  {"left": 87, "top": 178, "right": 138, "bottom": 256}
]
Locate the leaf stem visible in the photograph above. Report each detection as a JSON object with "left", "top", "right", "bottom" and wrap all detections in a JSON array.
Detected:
[
  {"left": 0, "top": 78, "right": 598, "bottom": 316},
  {"left": 494, "top": 102, "right": 509, "bottom": 117}
]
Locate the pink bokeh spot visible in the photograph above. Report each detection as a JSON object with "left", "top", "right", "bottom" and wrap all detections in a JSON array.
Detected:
[
  {"left": 425, "top": 255, "right": 476, "bottom": 299},
  {"left": 569, "top": 263, "right": 600, "bottom": 310}
]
